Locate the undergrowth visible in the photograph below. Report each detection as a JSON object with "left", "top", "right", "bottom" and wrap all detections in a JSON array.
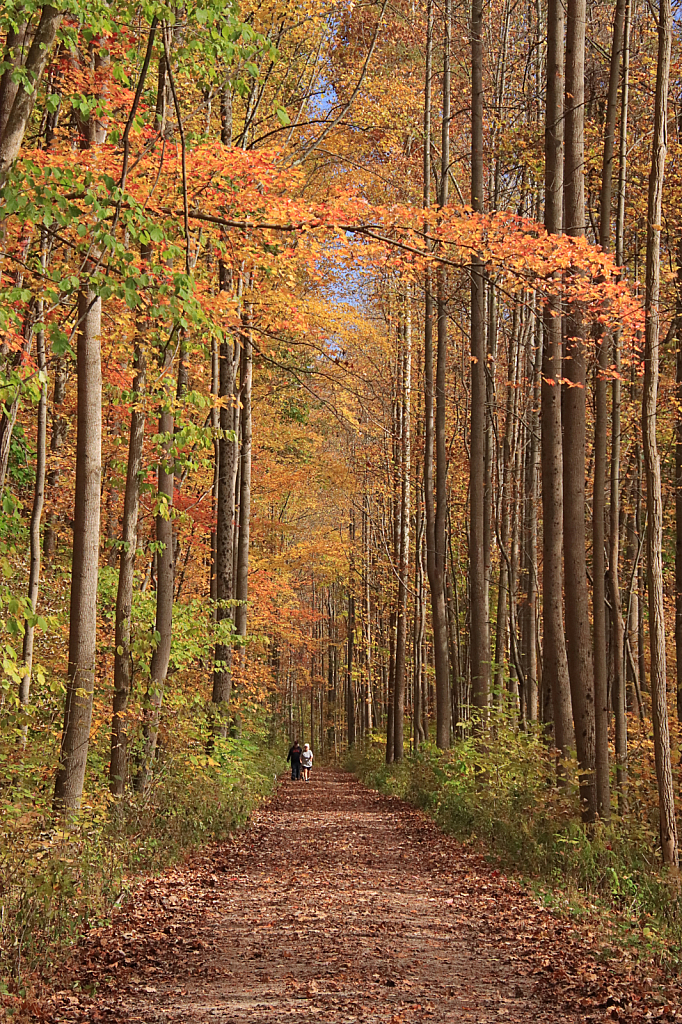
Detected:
[
  {"left": 0, "top": 732, "right": 283, "bottom": 990},
  {"left": 347, "top": 725, "right": 682, "bottom": 971}
]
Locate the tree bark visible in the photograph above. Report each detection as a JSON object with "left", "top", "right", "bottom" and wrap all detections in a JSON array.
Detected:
[
  {"left": 393, "top": 308, "right": 411, "bottom": 761},
  {"left": 612, "top": 0, "right": 631, "bottom": 809},
  {"left": 563, "top": 0, "right": 597, "bottom": 821},
  {"left": 110, "top": 255, "right": 148, "bottom": 795},
  {"left": 53, "top": 282, "right": 102, "bottom": 809},
  {"left": 643, "top": 0, "right": 678, "bottom": 866},
  {"left": 423, "top": 0, "right": 450, "bottom": 749},
  {"left": 134, "top": 350, "right": 175, "bottom": 791},
  {"left": 0, "top": 25, "right": 27, "bottom": 145},
  {"left": 20, "top": 287, "right": 47, "bottom": 714},
  {"left": 235, "top": 310, "right": 252, "bottom": 640},
  {"left": 470, "top": 0, "right": 489, "bottom": 723},
  {"left": 542, "top": 0, "right": 574, "bottom": 762},
  {"left": 0, "top": 6, "right": 63, "bottom": 186}
]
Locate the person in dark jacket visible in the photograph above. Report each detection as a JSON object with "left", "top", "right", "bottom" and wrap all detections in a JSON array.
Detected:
[{"left": 286, "top": 740, "right": 302, "bottom": 780}]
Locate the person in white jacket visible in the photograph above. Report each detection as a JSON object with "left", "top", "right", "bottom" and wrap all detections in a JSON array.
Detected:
[{"left": 301, "top": 743, "right": 313, "bottom": 782}]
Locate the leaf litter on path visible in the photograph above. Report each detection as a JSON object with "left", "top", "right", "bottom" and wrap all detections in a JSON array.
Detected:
[{"left": 34, "top": 769, "right": 682, "bottom": 1023}]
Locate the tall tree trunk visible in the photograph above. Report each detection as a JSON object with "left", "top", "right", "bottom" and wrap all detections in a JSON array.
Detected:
[
  {"left": 563, "top": 0, "right": 597, "bottom": 821},
  {"left": 19, "top": 288, "right": 47, "bottom": 714},
  {"left": 523, "top": 313, "right": 541, "bottom": 721},
  {"left": 134, "top": 351, "right": 175, "bottom": 790},
  {"left": 612, "top": 0, "right": 631, "bottom": 809},
  {"left": 235, "top": 311, "right": 252, "bottom": 640},
  {"left": 643, "top": 0, "right": 678, "bottom": 867},
  {"left": 53, "top": 282, "right": 102, "bottom": 809},
  {"left": 591, "top": 0, "right": 627, "bottom": 822},
  {"left": 423, "top": 0, "right": 450, "bottom": 750},
  {"left": 110, "top": 254, "right": 148, "bottom": 794},
  {"left": 470, "top": 0, "right": 489, "bottom": 724},
  {"left": 347, "top": 585, "right": 356, "bottom": 747},
  {"left": 210, "top": 260, "right": 240, "bottom": 738},
  {"left": 542, "top": 0, "right": 574, "bottom": 761},
  {"left": 393, "top": 308, "right": 411, "bottom": 761}
]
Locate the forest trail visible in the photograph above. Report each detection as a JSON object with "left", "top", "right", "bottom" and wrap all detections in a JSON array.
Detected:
[{"left": 41, "top": 769, "right": 607, "bottom": 1023}]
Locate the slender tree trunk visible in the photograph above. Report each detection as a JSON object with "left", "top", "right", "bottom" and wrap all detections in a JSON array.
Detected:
[
  {"left": 591, "top": 0, "right": 626, "bottom": 822},
  {"left": 542, "top": 0, "right": 574, "bottom": 761},
  {"left": 53, "top": 282, "right": 102, "bottom": 809},
  {"left": 642, "top": 0, "right": 678, "bottom": 866},
  {"left": 423, "top": 0, "right": 450, "bottom": 750},
  {"left": 612, "top": 0, "right": 630, "bottom": 809},
  {"left": 523, "top": 314, "right": 541, "bottom": 721},
  {"left": 563, "top": 0, "right": 597, "bottom": 821},
  {"left": 393, "top": 309, "right": 411, "bottom": 761},
  {"left": 20, "top": 290, "right": 47, "bottom": 714},
  {"left": 347, "top": 587, "right": 356, "bottom": 747},
  {"left": 235, "top": 311, "right": 252, "bottom": 640},
  {"left": 470, "top": 0, "right": 489, "bottom": 722},
  {"left": 134, "top": 351, "right": 175, "bottom": 790},
  {"left": 211, "top": 314, "right": 239, "bottom": 736},
  {"left": 110, "top": 261, "right": 147, "bottom": 794}
]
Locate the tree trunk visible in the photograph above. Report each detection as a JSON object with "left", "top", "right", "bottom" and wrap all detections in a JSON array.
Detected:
[
  {"left": 542, "top": 0, "right": 574, "bottom": 762},
  {"left": 135, "top": 352, "right": 175, "bottom": 790},
  {"left": 110, "top": 261, "right": 148, "bottom": 794},
  {"left": 393, "top": 308, "right": 411, "bottom": 761},
  {"left": 235, "top": 311, "right": 252, "bottom": 640},
  {"left": 347, "top": 587, "right": 356, "bottom": 747},
  {"left": 53, "top": 283, "right": 102, "bottom": 809},
  {"left": 563, "top": 0, "right": 597, "bottom": 821},
  {"left": 470, "top": 0, "right": 489, "bottom": 723},
  {"left": 612, "top": 0, "right": 631, "bottom": 809},
  {"left": 211, "top": 316, "right": 240, "bottom": 735},
  {"left": 591, "top": 0, "right": 627, "bottom": 821},
  {"left": 19, "top": 289, "right": 47, "bottom": 714},
  {"left": 642, "top": 0, "right": 678, "bottom": 867},
  {"left": 0, "top": 6, "right": 63, "bottom": 186}
]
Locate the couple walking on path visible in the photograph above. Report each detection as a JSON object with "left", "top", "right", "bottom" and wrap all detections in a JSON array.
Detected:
[{"left": 287, "top": 740, "right": 313, "bottom": 781}]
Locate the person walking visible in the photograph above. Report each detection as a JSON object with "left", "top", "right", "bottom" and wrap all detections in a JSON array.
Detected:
[
  {"left": 301, "top": 743, "right": 313, "bottom": 782},
  {"left": 287, "top": 740, "right": 303, "bottom": 781}
]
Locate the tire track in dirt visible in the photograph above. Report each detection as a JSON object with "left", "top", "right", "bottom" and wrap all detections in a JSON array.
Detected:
[{"left": 42, "top": 768, "right": 580, "bottom": 1023}]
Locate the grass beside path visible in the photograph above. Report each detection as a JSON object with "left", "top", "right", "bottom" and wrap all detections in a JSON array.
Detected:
[
  {"left": 347, "top": 734, "right": 682, "bottom": 973},
  {"left": 1, "top": 733, "right": 283, "bottom": 992}
]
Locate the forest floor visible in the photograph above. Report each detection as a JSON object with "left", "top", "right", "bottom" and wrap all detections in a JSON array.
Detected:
[{"left": 32, "top": 768, "right": 681, "bottom": 1023}]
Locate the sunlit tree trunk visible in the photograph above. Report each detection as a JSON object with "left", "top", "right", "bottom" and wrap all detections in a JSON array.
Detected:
[
  {"left": 0, "top": 6, "right": 63, "bottom": 186},
  {"left": 591, "top": 0, "right": 626, "bottom": 821},
  {"left": 20, "top": 284, "right": 47, "bottom": 716},
  {"left": 470, "top": 0, "right": 489, "bottom": 724},
  {"left": 643, "top": 0, "right": 678, "bottom": 867},
  {"left": 53, "top": 281, "right": 102, "bottom": 809},
  {"left": 211, "top": 275, "right": 240, "bottom": 738},
  {"left": 611, "top": 0, "right": 631, "bottom": 809},
  {"left": 542, "top": 0, "right": 574, "bottom": 762},
  {"left": 563, "top": 0, "right": 597, "bottom": 821},
  {"left": 393, "top": 307, "right": 411, "bottom": 761},
  {"left": 110, "top": 247, "right": 148, "bottom": 794},
  {"left": 422, "top": 0, "right": 447, "bottom": 748},
  {"left": 135, "top": 366, "right": 174, "bottom": 790},
  {"left": 235, "top": 310, "right": 252, "bottom": 641}
]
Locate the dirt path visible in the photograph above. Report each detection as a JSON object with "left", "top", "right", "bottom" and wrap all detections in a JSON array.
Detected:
[{"left": 41, "top": 769, "right": 634, "bottom": 1022}]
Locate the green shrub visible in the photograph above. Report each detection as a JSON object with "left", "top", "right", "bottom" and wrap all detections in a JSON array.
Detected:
[
  {"left": 0, "top": 734, "right": 282, "bottom": 988},
  {"left": 347, "top": 724, "right": 682, "bottom": 966}
]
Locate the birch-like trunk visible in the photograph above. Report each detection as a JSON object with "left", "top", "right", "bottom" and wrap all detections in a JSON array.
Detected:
[{"left": 53, "top": 283, "right": 102, "bottom": 809}]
